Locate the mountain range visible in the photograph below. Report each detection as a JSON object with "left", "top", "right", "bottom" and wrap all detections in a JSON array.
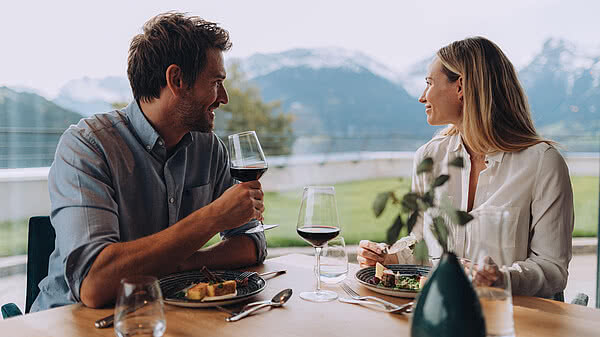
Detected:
[{"left": 3, "top": 37, "right": 600, "bottom": 160}]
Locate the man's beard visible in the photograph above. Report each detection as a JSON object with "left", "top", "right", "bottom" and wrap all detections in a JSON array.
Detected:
[{"left": 175, "top": 94, "right": 214, "bottom": 133}]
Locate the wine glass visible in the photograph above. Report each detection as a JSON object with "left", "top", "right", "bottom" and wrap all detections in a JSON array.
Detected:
[
  {"left": 228, "top": 131, "right": 268, "bottom": 234},
  {"left": 296, "top": 185, "right": 341, "bottom": 302},
  {"left": 114, "top": 275, "right": 166, "bottom": 337}
]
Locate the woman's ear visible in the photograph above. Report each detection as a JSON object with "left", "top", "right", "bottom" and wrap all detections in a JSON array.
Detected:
[
  {"left": 165, "top": 64, "right": 185, "bottom": 97},
  {"left": 457, "top": 76, "right": 463, "bottom": 102}
]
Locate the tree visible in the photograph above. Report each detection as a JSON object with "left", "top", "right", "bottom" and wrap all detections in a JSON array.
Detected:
[{"left": 217, "top": 62, "right": 294, "bottom": 156}]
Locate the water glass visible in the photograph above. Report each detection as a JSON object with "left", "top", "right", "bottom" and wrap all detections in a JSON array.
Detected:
[
  {"left": 114, "top": 275, "right": 166, "bottom": 337},
  {"left": 467, "top": 208, "right": 514, "bottom": 337},
  {"left": 315, "top": 236, "right": 348, "bottom": 284}
]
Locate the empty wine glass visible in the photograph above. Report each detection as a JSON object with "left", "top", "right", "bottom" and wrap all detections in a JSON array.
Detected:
[
  {"left": 114, "top": 275, "right": 166, "bottom": 337},
  {"left": 296, "top": 186, "right": 341, "bottom": 302},
  {"left": 228, "top": 131, "right": 268, "bottom": 234}
]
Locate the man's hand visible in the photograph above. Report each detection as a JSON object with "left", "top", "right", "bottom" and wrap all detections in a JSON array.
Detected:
[
  {"left": 357, "top": 240, "right": 396, "bottom": 268},
  {"left": 206, "top": 180, "right": 264, "bottom": 231}
]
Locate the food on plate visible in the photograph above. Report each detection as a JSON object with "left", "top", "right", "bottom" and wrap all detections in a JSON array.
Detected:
[
  {"left": 207, "top": 280, "right": 237, "bottom": 297},
  {"left": 369, "top": 262, "right": 426, "bottom": 291},
  {"left": 186, "top": 282, "right": 208, "bottom": 300},
  {"left": 182, "top": 266, "right": 239, "bottom": 301}
]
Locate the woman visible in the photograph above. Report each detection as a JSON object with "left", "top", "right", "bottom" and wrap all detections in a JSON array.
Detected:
[{"left": 358, "top": 37, "right": 574, "bottom": 298}]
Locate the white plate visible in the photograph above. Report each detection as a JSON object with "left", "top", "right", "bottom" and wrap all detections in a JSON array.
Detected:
[
  {"left": 355, "top": 264, "right": 431, "bottom": 298},
  {"left": 160, "top": 270, "right": 266, "bottom": 308}
]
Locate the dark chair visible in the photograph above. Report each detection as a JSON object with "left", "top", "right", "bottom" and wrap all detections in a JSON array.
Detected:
[{"left": 1, "top": 216, "right": 55, "bottom": 318}]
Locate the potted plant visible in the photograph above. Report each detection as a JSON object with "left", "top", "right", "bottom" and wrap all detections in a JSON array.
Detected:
[{"left": 373, "top": 157, "right": 486, "bottom": 337}]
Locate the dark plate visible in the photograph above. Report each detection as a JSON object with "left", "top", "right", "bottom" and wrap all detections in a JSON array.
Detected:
[
  {"left": 159, "top": 270, "right": 266, "bottom": 308},
  {"left": 355, "top": 264, "right": 431, "bottom": 298}
]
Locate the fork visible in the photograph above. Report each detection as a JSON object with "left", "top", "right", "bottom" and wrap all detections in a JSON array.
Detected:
[
  {"left": 338, "top": 297, "right": 414, "bottom": 314},
  {"left": 234, "top": 271, "right": 257, "bottom": 283},
  {"left": 339, "top": 283, "right": 400, "bottom": 310}
]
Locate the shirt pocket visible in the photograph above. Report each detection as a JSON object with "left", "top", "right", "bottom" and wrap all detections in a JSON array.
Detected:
[
  {"left": 467, "top": 206, "right": 520, "bottom": 265},
  {"left": 180, "top": 183, "right": 213, "bottom": 219}
]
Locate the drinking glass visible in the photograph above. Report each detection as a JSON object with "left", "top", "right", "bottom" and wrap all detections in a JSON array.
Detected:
[
  {"left": 315, "top": 236, "right": 348, "bottom": 284},
  {"left": 296, "top": 185, "right": 341, "bottom": 302},
  {"left": 467, "top": 208, "right": 515, "bottom": 337},
  {"left": 228, "top": 131, "right": 268, "bottom": 234},
  {"left": 114, "top": 275, "right": 166, "bottom": 337}
]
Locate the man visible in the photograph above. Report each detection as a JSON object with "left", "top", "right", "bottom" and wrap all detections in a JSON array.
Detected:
[{"left": 31, "top": 12, "right": 267, "bottom": 311}]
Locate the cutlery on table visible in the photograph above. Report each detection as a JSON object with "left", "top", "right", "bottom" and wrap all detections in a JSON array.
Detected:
[
  {"left": 338, "top": 297, "right": 414, "bottom": 314},
  {"left": 226, "top": 288, "right": 292, "bottom": 322},
  {"left": 339, "top": 282, "right": 401, "bottom": 311}
]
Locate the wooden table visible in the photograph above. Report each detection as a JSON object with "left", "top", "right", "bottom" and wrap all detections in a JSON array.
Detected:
[{"left": 2, "top": 254, "right": 600, "bottom": 337}]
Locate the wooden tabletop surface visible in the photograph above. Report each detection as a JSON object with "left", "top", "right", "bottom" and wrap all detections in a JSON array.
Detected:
[{"left": 2, "top": 253, "right": 599, "bottom": 337}]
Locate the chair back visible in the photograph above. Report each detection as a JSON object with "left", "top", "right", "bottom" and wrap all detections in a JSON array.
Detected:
[{"left": 25, "top": 216, "right": 55, "bottom": 313}]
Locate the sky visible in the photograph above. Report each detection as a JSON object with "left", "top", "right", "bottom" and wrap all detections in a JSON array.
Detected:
[{"left": 1, "top": 0, "right": 599, "bottom": 98}]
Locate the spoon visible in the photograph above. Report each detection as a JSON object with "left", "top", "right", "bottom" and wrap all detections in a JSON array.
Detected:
[{"left": 226, "top": 288, "right": 293, "bottom": 322}]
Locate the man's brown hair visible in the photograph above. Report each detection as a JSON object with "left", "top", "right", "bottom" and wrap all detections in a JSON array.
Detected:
[{"left": 127, "top": 12, "right": 232, "bottom": 103}]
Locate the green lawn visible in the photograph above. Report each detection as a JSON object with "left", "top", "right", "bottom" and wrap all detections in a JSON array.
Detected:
[
  {"left": 261, "top": 176, "right": 599, "bottom": 247},
  {"left": 1, "top": 176, "right": 597, "bottom": 256}
]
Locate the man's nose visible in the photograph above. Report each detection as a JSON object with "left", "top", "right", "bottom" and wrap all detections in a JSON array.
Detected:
[{"left": 219, "top": 85, "right": 229, "bottom": 104}]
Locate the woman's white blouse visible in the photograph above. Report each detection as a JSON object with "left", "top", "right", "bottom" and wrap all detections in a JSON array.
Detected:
[{"left": 399, "top": 133, "right": 574, "bottom": 298}]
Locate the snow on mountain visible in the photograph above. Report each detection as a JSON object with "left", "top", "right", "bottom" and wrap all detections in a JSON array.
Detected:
[
  {"left": 396, "top": 56, "right": 434, "bottom": 98},
  {"left": 56, "top": 76, "right": 132, "bottom": 103},
  {"left": 53, "top": 76, "right": 132, "bottom": 116},
  {"left": 520, "top": 38, "right": 600, "bottom": 94},
  {"left": 232, "top": 47, "right": 402, "bottom": 84}
]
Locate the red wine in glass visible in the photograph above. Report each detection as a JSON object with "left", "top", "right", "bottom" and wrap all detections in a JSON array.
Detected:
[
  {"left": 297, "top": 226, "right": 340, "bottom": 247},
  {"left": 296, "top": 186, "right": 341, "bottom": 302},
  {"left": 228, "top": 131, "right": 268, "bottom": 234},
  {"left": 230, "top": 165, "right": 268, "bottom": 182}
]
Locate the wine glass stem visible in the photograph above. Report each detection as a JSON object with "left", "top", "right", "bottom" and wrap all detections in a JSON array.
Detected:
[{"left": 315, "top": 247, "right": 322, "bottom": 293}]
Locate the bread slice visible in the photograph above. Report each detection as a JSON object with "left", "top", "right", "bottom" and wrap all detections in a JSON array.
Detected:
[
  {"left": 186, "top": 282, "right": 208, "bottom": 300},
  {"left": 207, "top": 280, "right": 237, "bottom": 297}
]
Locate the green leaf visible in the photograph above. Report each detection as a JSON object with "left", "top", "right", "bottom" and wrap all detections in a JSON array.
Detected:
[
  {"left": 432, "top": 216, "right": 449, "bottom": 250},
  {"left": 448, "top": 157, "right": 465, "bottom": 168},
  {"left": 416, "top": 157, "right": 434, "bottom": 174},
  {"left": 422, "top": 191, "right": 434, "bottom": 208},
  {"left": 454, "top": 210, "right": 474, "bottom": 226},
  {"left": 372, "top": 192, "right": 391, "bottom": 218},
  {"left": 407, "top": 210, "right": 419, "bottom": 234},
  {"left": 386, "top": 215, "right": 405, "bottom": 245},
  {"left": 401, "top": 192, "right": 419, "bottom": 212},
  {"left": 414, "top": 241, "right": 429, "bottom": 265},
  {"left": 431, "top": 174, "right": 450, "bottom": 188}
]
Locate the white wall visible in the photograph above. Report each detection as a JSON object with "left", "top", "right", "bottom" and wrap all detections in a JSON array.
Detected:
[{"left": 1, "top": 153, "right": 597, "bottom": 222}]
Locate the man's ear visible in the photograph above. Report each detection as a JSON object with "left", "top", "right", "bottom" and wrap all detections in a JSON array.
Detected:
[
  {"left": 457, "top": 76, "right": 463, "bottom": 102},
  {"left": 165, "top": 64, "right": 185, "bottom": 97}
]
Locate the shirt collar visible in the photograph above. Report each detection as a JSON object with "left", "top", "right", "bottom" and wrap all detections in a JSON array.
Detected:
[
  {"left": 125, "top": 100, "right": 161, "bottom": 152},
  {"left": 448, "top": 133, "right": 505, "bottom": 163},
  {"left": 449, "top": 133, "right": 463, "bottom": 153},
  {"left": 486, "top": 151, "right": 505, "bottom": 163}
]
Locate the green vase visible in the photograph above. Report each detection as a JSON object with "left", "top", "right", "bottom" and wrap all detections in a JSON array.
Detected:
[{"left": 411, "top": 252, "right": 486, "bottom": 337}]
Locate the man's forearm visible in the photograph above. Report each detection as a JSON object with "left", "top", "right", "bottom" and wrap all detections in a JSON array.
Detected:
[
  {"left": 80, "top": 209, "right": 219, "bottom": 308},
  {"left": 180, "top": 235, "right": 259, "bottom": 271}
]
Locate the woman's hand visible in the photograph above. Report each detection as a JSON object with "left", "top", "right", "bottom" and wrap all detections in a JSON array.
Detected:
[
  {"left": 462, "top": 256, "right": 502, "bottom": 287},
  {"left": 357, "top": 240, "right": 397, "bottom": 268}
]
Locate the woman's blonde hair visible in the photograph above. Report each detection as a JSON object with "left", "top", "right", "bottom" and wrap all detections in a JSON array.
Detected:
[{"left": 437, "top": 36, "right": 551, "bottom": 154}]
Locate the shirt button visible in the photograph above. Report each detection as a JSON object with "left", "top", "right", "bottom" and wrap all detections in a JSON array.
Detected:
[
  {"left": 158, "top": 140, "right": 163, "bottom": 146},
  {"left": 169, "top": 197, "right": 175, "bottom": 204},
  {"left": 146, "top": 145, "right": 151, "bottom": 150}
]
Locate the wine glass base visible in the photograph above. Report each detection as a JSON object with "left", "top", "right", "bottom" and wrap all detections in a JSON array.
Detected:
[{"left": 299, "top": 290, "right": 338, "bottom": 302}]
